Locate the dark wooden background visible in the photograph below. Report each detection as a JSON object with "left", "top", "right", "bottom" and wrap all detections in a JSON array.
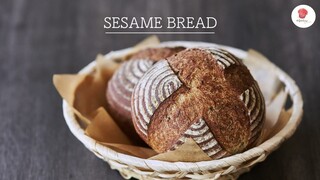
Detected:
[{"left": 1, "top": 0, "right": 319, "bottom": 179}]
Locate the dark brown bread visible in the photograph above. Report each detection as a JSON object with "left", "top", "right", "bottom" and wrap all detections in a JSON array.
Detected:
[
  {"left": 105, "top": 47, "right": 185, "bottom": 144},
  {"left": 131, "top": 48, "right": 265, "bottom": 159}
]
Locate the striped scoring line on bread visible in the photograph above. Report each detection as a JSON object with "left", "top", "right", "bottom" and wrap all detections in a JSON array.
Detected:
[
  {"left": 107, "top": 59, "right": 154, "bottom": 113},
  {"left": 171, "top": 118, "right": 229, "bottom": 159},
  {"left": 132, "top": 60, "right": 182, "bottom": 139},
  {"left": 204, "top": 48, "right": 242, "bottom": 69},
  {"left": 240, "top": 81, "right": 266, "bottom": 146}
]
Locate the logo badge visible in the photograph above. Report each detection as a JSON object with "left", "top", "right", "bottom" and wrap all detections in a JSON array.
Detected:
[{"left": 291, "top": 5, "right": 316, "bottom": 28}]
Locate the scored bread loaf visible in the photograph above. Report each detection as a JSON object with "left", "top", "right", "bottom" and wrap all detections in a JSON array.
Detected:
[
  {"left": 131, "top": 48, "right": 265, "bottom": 159},
  {"left": 106, "top": 47, "right": 185, "bottom": 144}
]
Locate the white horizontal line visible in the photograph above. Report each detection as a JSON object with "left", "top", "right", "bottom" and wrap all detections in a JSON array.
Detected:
[{"left": 105, "top": 32, "right": 215, "bottom": 34}]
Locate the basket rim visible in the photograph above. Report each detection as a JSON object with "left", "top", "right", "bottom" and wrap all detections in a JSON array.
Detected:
[{"left": 62, "top": 41, "right": 303, "bottom": 172}]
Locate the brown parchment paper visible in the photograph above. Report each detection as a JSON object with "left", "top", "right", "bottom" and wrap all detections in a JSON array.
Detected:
[{"left": 53, "top": 38, "right": 291, "bottom": 162}]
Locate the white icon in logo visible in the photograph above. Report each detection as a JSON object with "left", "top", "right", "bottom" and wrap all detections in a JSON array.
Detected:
[{"left": 291, "top": 5, "right": 316, "bottom": 28}]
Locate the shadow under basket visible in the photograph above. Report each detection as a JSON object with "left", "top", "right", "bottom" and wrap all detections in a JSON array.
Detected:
[{"left": 62, "top": 41, "right": 303, "bottom": 180}]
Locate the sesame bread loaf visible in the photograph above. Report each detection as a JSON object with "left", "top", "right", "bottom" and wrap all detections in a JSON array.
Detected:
[
  {"left": 131, "top": 48, "right": 265, "bottom": 158},
  {"left": 106, "top": 47, "right": 185, "bottom": 144}
]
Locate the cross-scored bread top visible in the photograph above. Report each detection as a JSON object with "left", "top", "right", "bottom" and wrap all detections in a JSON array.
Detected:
[{"left": 131, "top": 48, "right": 265, "bottom": 159}]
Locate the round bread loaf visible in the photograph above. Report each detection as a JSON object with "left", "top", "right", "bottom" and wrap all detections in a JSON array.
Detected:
[
  {"left": 106, "top": 47, "right": 185, "bottom": 144},
  {"left": 131, "top": 48, "right": 265, "bottom": 159}
]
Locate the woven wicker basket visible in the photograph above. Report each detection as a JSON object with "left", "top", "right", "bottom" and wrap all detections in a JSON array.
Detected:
[{"left": 62, "top": 41, "right": 303, "bottom": 180}]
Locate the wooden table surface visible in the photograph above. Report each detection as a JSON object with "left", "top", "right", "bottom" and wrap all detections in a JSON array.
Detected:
[{"left": 1, "top": 0, "right": 319, "bottom": 179}]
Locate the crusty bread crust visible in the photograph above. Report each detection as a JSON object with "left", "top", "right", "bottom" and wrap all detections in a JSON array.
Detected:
[
  {"left": 132, "top": 48, "right": 265, "bottom": 158},
  {"left": 106, "top": 47, "right": 185, "bottom": 144}
]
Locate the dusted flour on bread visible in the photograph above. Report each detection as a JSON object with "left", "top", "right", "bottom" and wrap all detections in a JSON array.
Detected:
[
  {"left": 106, "top": 47, "right": 185, "bottom": 144},
  {"left": 131, "top": 48, "right": 265, "bottom": 159}
]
